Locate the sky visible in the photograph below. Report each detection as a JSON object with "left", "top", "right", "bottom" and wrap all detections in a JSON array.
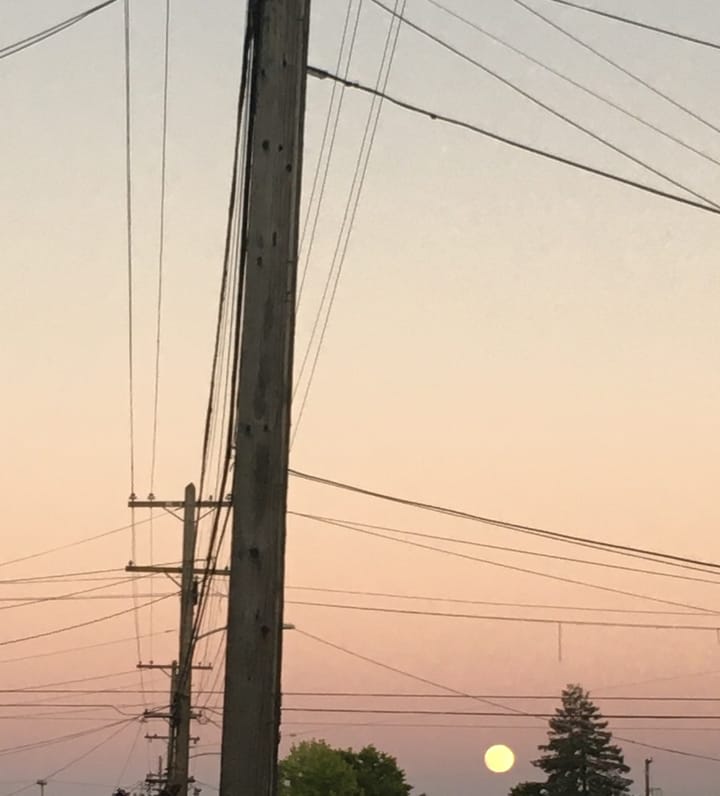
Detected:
[{"left": 2, "top": 0, "right": 720, "bottom": 794}]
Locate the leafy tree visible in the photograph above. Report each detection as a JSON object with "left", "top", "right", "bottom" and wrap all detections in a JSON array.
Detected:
[
  {"left": 279, "top": 739, "right": 360, "bottom": 796},
  {"left": 340, "top": 744, "right": 413, "bottom": 796},
  {"left": 527, "top": 684, "right": 632, "bottom": 796}
]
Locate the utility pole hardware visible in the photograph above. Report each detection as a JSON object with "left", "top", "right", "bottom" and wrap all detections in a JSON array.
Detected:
[{"left": 219, "top": 2, "right": 311, "bottom": 794}]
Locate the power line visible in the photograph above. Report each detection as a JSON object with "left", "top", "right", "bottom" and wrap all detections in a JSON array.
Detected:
[
  {"left": 10, "top": 670, "right": 138, "bottom": 693},
  {"left": 2, "top": 719, "right": 138, "bottom": 796},
  {"left": 546, "top": 0, "right": 720, "bottom": 51},
  {"left": 424, "top": 0, "right": 720, "bottom": 170},
  {"left": 286, "top": 585, "right": 720, "bottom": 616},
  {"left": 288, "top": 599, "right": 720, "bottom": 632},
  {"left": 295, "top": 629, "right": 720, "bottom": 762},
  {"left": 122, "top": 0, "right": 145, "bottom": 708},
  {"left": 0, "top": 575, "right": 154, "bottom": 614},
  {"left": 148, "top": 0, "right": 172, "bottom": 669},
  {"left": 0, "top": 706, "right": 145, "bottom": 720},
  {"left": 190, "top": 7, "right": 258, "bottom": 683},
  {"left": 123, "top": 0, "right": 136, "bottom": 512},
  {"left": 297, "top": 629, "right": 525, "bottom": 716},
  {"left": 283, "top": 692, "right": 720, "bottom": 703},
  {"left": 150, "top": 0, "right": 171, "bottom": 496},
  {"left": 296, "top": 630, "right": 720, "bottom": 766},
  {"left": 289, "top": 471, "right": 720, "bottom": 573},
  {"left": 511, "top": 0, "right": 720, "bottom": 137},
  {"left": 114, "top": 720, "right": 144, "bottom": 790},
  {"left": 292, "top": 0, "right": 407, "bottom": 446},
  {"left": 0, "top": 703, "right": 151, "bottom": 714},
  {"left": 307, "top": 67, "right": 720, "bottom": 218},
  {"left": 192, "top": 58, "right": 263, "bottom": 705},
  {"left": 296, "top": 0, "right": 363, "bottom": 308},
  {"left": 0, "top": 567, "right": 127, "bottom": 584},
  {"left": 299, "top": 514, "right": 719, "bottom": 616},
  {"left": 0, "top": 514, "right": 164, "bottom": 571},
  {"left": 613, "top": 735, "right": 720, "bottom": 764},
  {"left": 0, "top": 594, "right": 173, "bottom": 649},
  {"left": 0, "top": 593, "right": 178, "bottom": 602},
  {"left": 11, "top": 688, "right": 720, "bottom": 702},
  {"left": 0, "top": 628, "right": 174, "bottom": 666},
  {"left": 280, "top": 706, "right": 720, "bottom": 720},
  {"left": 279, "top": 719, "right": 720, "bottom": 734},
  {"left": 290, "top": 512, "right": 720, "bottom": 586},
  {"left": 370, "top": 0, "right": 719, "bottom": 209},
  {"left": 0, "top": 690, "right": 184, "bottom": 696},
  {"left": 0, "top": 0, "right": 119, "bottom": 60},
  {"left": 0, "top": 718, "right": 135, "bottom": 759}
]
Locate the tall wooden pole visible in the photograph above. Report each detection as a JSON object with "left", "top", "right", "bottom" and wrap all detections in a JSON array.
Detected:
[
  {"left": 220, "top": 2, "right": 310, "bottom": 794},
  {"left": 169, "top": 483, "right": 197, "bottom": 794}
]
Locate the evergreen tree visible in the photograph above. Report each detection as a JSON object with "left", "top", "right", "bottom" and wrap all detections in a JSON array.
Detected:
[
  {"left": 533, "top": 684, "right": 632, "bottom": 796},
  {"left": 509, "top": 783, "right": 546, "bottom": 796}
]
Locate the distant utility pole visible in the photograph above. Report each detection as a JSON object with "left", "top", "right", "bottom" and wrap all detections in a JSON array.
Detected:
[
  {"left": 644, "top": 757, "right": 652, "bottom": 796},
  {"left": 128, "top": 486, "right": 227, "bottom": 795},
  {"left": 219, "top": 1, "right": 311, "bottom": 795},
  {"left": 36, "top": 780, "right": 46, "bottom": 796}
]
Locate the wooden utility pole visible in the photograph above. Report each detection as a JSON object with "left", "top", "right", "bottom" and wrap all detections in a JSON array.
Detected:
[
  {"left": 172, "top": 483, "right": 197, "bottom": 794},
  {"left": 129, "top": 486, "right": 223, "bottom": 795},
  {"left": 219, "top": 2, "right": 310, "bottom": 794},
  {"left": 644, "top": 757, "right": 652, "bottom": 796}
]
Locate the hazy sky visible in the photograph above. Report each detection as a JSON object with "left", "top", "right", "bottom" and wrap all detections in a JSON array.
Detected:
[{"left": 2, "top": 1, "right": 720, "bottom": 794}]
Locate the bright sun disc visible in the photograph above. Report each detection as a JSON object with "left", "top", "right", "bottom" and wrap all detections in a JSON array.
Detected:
[{"left": 484, "top": 744, "right": 515, "bottom": 774}]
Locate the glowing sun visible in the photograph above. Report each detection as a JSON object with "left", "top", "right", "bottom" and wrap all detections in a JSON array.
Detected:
[{"left": 484, "top": 744, "right": 515, "bottom": 774}]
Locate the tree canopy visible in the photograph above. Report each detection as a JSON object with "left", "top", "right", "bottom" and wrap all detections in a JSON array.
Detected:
[
  {"left": 340, "top": 745, "right": 412, "bottom": 796},
  {"left": 511, "top": 684, "right": 632, "bottom": 796},
  {"left": 279, "top": 740, "right": 360, "bottom": 796},
  {"left": 279, "top": 739, "right": 415, "bottom": 796}
]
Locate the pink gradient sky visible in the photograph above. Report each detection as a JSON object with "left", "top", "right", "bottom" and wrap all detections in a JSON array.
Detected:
[{"left": 2, "top": 0, "right": 720, "bottom": 794}]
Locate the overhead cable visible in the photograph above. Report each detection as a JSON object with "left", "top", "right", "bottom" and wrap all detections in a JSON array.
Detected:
[
  {"left": 296, "top": 0, "right": 363, "bottom": 308},
  {"left": 296, "top": 629, "right": 720, "bottom": 765},
  {"left": 291, "top": 512, "right": 720, "bottom": 585},
  {"left": 424, "top": 0, "right": 720, "bottom": 170},
  {"left": 283, "top": 691, "right": 720, "bottom": 702},
  {"left": 511, "top": 0, "right": 720, "bottom": 136},
  {"left": 292, "top": 0, "right": 407, "bottom": 445},
  {"left": 307, "top": 69, "right": 720, "bottom": 218},
  {"left": 288, "top": 599, "right": 720, "bottom": 632},
  {"left": 369, "top": 0, "right": 719, "bottom": 209},
  {"left": 147, "top": 0, "right": 172, "bottom": 668},
  {"left": 281, "top": 706, "right": 720, "bottom": 720},
  {"left": 287, "top": 585, "right": 717, "bottom": 616},
  {"left": 1, "top": 719, "right": 137, "bottom": 796},
  {"left": 0, "top": 594, "right": 173, "bottom": 648},
  {"left": 289, "top": 470, "right": 720, "bottom": 571},
  {"left": 0, "top": 0, "right": 119, "bottom": 60},
  {"left": 190, "top": 5, "right": 258, "bottom": 683},
  {"left": 0, "top": 627, "right": 174, "bottom": 666},
  {"left": 0, "top": 718, "right": 134, "bottom": 759},
  {"left": 546, "top": 0, "right": 720, "bottom": 51},
  {"left": 298, "top": 513, "right": 719, "bottom": 615},
  {"left": 0, "top": 574, "right": 152, "bottom": 614},
  {"left": 280, "top": 719, "right": 720, "bottom": 734},
  {"left": 0, "top": 514, "right": 163, "bottom": 571}
]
